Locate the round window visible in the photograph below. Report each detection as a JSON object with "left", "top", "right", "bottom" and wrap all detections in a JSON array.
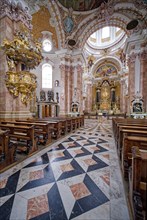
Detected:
[{"left": 42, "top": 39, "right": 52, "bottom": 52}]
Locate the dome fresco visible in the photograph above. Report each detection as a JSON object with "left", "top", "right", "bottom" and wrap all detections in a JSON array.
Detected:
[{"left": 57, "top": 0, "right": 108, "bottom": 11}]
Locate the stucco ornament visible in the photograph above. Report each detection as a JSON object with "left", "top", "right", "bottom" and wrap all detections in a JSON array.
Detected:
[
  {"left": 63, "top": 7, "right": 74, "bottom": 33},
  {"left": 64, "top": 16, "right": 74, "bottom": 33}
]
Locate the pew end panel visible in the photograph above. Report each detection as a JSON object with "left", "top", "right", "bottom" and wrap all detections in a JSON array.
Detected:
[
  {"left": 128, "top": 147, "right": 147, "bottom": 220},
  {"left": 0, "top": 130, "right": 17, "bottom": 170}
]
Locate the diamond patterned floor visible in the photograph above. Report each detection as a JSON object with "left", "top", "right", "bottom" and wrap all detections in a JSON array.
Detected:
[{"left": 0, "top": 119, "right": 131, "bottom": 220}]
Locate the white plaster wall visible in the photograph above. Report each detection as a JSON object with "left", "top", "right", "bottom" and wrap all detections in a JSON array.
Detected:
[{"left": 32, "top": 53, "right": 61, "bottom": 103}]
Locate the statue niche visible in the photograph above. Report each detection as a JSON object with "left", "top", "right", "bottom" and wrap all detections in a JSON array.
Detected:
[
  {"left": 71, "top": 103, "right": 79, "bottom": 112},
  {"left": 131, "top": 96, "right": 144, "bottom": 113}
]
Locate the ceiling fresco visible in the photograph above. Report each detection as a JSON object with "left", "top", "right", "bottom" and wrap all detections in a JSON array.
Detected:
[
  {"left": 94, "top": 64, "right": 117, "bottom": 78},
  {"left": 57, "top": 0, "right": 108, "bottom": 11}
]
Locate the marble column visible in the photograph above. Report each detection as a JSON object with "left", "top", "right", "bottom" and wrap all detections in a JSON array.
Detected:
[
  {"left": 59, "top": 64, "right": 66, "bottom": 116},
  {"left": 76, "top": 64, "right": 83, "bottom": 114},
  {"left": 69, "top": 66, "right": 74, "bottom": 112},
  {"left": 124, "top": 30, "right": 147, "bottom": 114},
  {"left": 59, "top": 63, "right": 72, "bottom": 116},
  {"left": 139, "top": 50, "right": 147, "bottom": 112},
  {"left": 127, "top": 53, "right": 136, "bottom": 113},
  {"left": 86, "top": 83, "right": 92, "bottom": 113},
  {"left": 120, "top": 78, "right": 128, "bottom": 113}
]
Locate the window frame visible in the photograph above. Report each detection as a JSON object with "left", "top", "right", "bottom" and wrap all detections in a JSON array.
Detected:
[
  {"left": 42, "top": 39, "right": 52, "bottom": 52},
  {"left": 42, "top": 63, "right": 52, "bottom": 89}
]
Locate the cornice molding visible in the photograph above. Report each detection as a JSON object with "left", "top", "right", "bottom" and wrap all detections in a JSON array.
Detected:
[{"left": 0, "top": 0, "right": 32, "bottom": 30}]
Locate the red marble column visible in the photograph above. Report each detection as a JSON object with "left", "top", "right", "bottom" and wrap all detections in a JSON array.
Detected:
[
  {"left": 76, "top": 64, "right": 83, "bottom": 114},
  {"left": 140, "top": 50, "right": 147, "bottom": 112},
  {"left": 120, "top": 80, "right": 125, "bottom": 113},
  {"left": 69, "top": 66, "right": 74, "bottom": 112},
  {"left": 86, "top": 83, "right": 92, "bottom": 113},
  {"left": 59, "top": 64, "right": 66, "bottom": 116},
  {"left": 127, "top": 53, "right": 136, "bottom": 113},
  {"left": 120, "top": 77, "right": 129, "bottom": 113}
]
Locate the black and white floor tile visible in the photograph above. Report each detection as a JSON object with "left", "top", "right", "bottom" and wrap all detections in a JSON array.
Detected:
[{"left": 0, "top": 119, "right": 131, "bottom": 220}]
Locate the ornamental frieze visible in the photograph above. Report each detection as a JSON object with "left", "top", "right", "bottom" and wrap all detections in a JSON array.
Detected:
[{"left": 0, "top": 0, "right": 32, "bottom": 29}]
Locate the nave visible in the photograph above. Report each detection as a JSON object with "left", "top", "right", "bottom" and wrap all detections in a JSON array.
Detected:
[{"left": 0, "top": 119, "right": 131, "bottom": 220}]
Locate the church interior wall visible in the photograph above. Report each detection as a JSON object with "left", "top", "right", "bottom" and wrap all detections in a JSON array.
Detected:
[{"left": 0, "top": 0, "right": 147, "bottom": 120}]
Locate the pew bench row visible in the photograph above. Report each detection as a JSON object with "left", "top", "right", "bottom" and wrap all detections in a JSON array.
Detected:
[
  {"left": 0, "top": 116, "right": 84, "bottom": 171},
  {"left": 112, "top": 118, "right": 147, "bottom": 220},
  {"left": 129, "top": 147, "right": 147, "bottom": 220}
]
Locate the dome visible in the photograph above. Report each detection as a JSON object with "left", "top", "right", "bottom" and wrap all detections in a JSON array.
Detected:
[
  {"left": 87, "top": 26, "right": 126, "bottom": 49},
  {"left": 57, "top": 0, "right": 108, "bottom": 11}
]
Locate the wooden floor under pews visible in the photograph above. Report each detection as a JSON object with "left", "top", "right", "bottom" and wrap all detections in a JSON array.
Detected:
[
  {"left": 112, "top": 117, "right": 147, "bottom": 220},
  {"left": 0, "top": 116, "right": 84, "bottom": 172}
]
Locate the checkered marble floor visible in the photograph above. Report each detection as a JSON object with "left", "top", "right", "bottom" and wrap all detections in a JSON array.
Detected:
[{"left": 0, "top": 119, "right": 131, "bottom": 220}]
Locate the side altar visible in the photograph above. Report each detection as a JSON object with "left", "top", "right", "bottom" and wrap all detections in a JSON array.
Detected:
[
  {"left": 130, "top": 94, "right": 147, "bottom": 119},
  {"left": 92, "top": 77, "right": 121, "bottom": 113}
]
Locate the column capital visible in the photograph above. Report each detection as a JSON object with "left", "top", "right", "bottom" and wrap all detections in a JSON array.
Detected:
[
  {"left": 76, "top": 64, "right": 83, "bottom": 74},
  {"left": 128, "top": 52, "right": 138, "bottom": 64},
  {"left": 139, "top": 50, "right": 147, "bottom": 61}
]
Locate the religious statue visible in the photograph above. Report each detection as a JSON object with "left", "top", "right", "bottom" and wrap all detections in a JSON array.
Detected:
[
  {"left": 133, "top": 103, "right": 142, "bottom": 112},
  {"left": 40, "top": 90, "right": 46, "bottom": 101},
  {"left": 119, "top": 49, "right": 126, "bottom": 66}
]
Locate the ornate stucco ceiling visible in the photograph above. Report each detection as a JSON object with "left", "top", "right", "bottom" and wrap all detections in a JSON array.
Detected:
[
  {"left": 57, "top": 0, "right": 108, "bottom": 11},
  {"left": 22, "top": 0, "right": 147, "bottom": 50}
]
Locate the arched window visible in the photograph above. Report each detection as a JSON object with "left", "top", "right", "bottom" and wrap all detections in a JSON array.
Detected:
[
  {"left": 42, "top": 39, "right": 52, "bottom": 52},
  {"left": 42, "top": 63, "right": 52, "bottom": 89}
]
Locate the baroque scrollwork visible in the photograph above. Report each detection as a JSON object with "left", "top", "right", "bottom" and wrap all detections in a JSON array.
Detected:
[
  {"left": 1, "top": 31, "right": 43, "bottom": 105},
  {"left": 5, "top": 71, "right": 37, "bottom": 105},
  {"left": 2, "top": 31, "right": 43, "bottom": 69}
]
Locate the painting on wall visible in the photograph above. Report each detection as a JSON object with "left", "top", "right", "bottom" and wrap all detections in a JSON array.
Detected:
[
  {"left": 94, "top": 64, "right": 117, "bottom": 78},
  {"left": 58, "top": 0, "right": 108, "bottom": 11}
]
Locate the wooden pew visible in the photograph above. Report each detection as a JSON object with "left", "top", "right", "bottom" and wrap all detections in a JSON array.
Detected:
[
  {"left": 117, "top": 128, "right": 147, "bottom": 159},
  {"left": 37, "top": 116, "right": 83, "bottom": 137},
  {"left": 37, "top": 120, "right": 62, "bottom": 139},
  {"left": 115, "top": 124, "right": 147, "bottom": 144},
  {"left": 81, "top": 115, "right": 85, "bottom": 126},
  {"left": 112, "top": 118, "right": 147, "bottom": 138},
  {"left": 116, "top": 125, "right": 147, "bottom": 153},
  {"left": 0, "top": 124, "right": 37, "bottom": 154},
  {"left": 75, "top": 117, "right": 80, "bottom": 129},
  {"left": 71, "top": 118, "right": 76, "bottom": 131},
  {"left": 47, "top": 116, "right": 84, "bottom": 130},
  {"left": 65, "top": 118, "right": 72, "bottom": 132},
  {"left": 45, "top": 118, "right": 67, "bottom": 135},
  {"left": 129, "top": 146, "right": 147, "bottom": 220},
  {"left": 122, "top": 135, "right": 147, "bottom": 179},
  {"left": 0, "top": 130, "right": 17, "bottom": 170},
  {"left": 112, "top": 118, "right": 147, "bottom": 157},
  {"left": 16, "top": 118, "right": 62, "bottom": 140},
  {"left": 44, "top": 117, "right": 72, "bottom": 133},
  {"left": 6, "top": 120, "right": 52, "bottom": 145}
]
